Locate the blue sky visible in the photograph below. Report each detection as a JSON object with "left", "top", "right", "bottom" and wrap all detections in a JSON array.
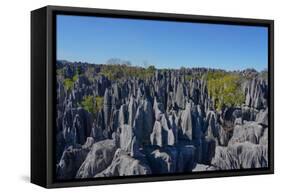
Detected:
[{"left": 57, "top": 15, "right": 268, "bottom": 71}]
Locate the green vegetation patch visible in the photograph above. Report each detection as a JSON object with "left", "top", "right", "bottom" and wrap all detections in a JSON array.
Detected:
[
  {"left": 81, "top": 95, "right": 104, "bottom": 115},
  {"left": 63, "top": 74, "right": 78, "bottom": 92},
  {"left": 100, "top": 64, "right": 156, "bottom": 80},
  {"left": 206, "top": 71, "right": 245, "bottom": 110},
  {"left": 184, "top": 74, "right": 203, "bottom": 81},
  {"left": 62, "top": 68, "right": 80, "bottom": 92}
]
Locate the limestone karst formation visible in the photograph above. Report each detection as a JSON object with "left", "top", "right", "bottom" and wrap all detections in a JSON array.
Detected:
[{"left": 56, "top": 61, "right": 269, "bottom": 180}]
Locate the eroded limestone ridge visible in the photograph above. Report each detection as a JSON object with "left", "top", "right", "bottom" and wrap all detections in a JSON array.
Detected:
[{"left": 55, "top": 61, "right": 268, "bottom": 180}]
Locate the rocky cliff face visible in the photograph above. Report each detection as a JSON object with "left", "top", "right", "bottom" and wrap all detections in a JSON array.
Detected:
[{"left": 56, "top": 61, "right": 269, "bottom": 180}]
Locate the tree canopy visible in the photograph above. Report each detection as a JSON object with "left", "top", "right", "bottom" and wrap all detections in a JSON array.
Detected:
[
  {"left": 206, "top": 72, "right": 245, "bottom": 110},
  {"left": 81, "top": 95, "right": 104, "bottom": 116}
]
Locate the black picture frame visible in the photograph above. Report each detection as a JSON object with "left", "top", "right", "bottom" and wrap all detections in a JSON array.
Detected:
[{"left": 31, "top": 5, "right": 274, "bottom": 188}]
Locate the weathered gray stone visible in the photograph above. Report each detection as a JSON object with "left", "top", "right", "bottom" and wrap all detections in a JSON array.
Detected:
[
  {"left": 120, "top": 124, "right": 133, "bottom": 152},
  {"left": 103, "top": 88, "right": 112, "bottom": 129},
  {"left": 143, "top": 99, "right": 154, "bottom": 144},
  {"left": 150, "top": 115, "right": 176, "bottom": 147},
  {"left": 259, "top": 128, "right": 268, "bottom": 145},
  {"left": 128, "top": 96, "right": 137, "bottom": 126},
  {"left": 201, "top": 138, "right": 216, "bottom": 164},
  {"left": 150, "top": 121, "right": 163, "bottom": 146},
  {"left": 56, "top": 61, "right": 269, "bottom": 178},
  {"left": 212, "top": 142, "right": 268, "bottom": 170},
  {"left": 180, "top": 103, "right": 193, "bottom": 139},
  {"left": 95, "top": 149, "right": 151, "bottom": 177},
  {"left": 168, "top": 114, "right": 178, "bottom": 144},
  {"left": 57, "top": 137, "right": 94, "bottom": 179},
  {"left": 211, "top": 146, "right": 240, "bottom": 170},
  {"left": 133, "top": 105, "right": 144, "bottom": 142},
  {"left": 229, "top": 121, "right": 264, "bottom": 145},
  {"left": 205, "top": 111, "right": 219, "bottom": 139},
  {"left": 242, "top": 106, "right": 259, "bottom": 121},
  {"left": 76, "top": 139, "right": 117, "bottom": 178},
  {"left": 256, "top": 108, "right": 268, "bottom": 126},
  {"left": 192, "top": 164, "right": 217, "bottom": 172},
  {"left": 130, "top": 136, "right": 143, "bottom": 157},
  {"left": 177, "top": 145, "right": 196, "bottom": 172},
  {"left": 175, "top": 83, "right": 187, "bottom": 109},
  {"left": 245, "top": 78, "right": 268, "bottom": 110},
  {"left": 145, "top": 147, "right": 177, "bottom": 174},
  {"left": 118, "top": 104, "right": 128, "bottom": 126},
  {"left": 153, "top": 98, "right": 164, "bottom": 121}
]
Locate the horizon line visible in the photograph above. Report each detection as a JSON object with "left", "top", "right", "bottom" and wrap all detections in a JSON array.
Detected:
[{"left": 57, "top": 59, "right": 268, "bottom": 72}]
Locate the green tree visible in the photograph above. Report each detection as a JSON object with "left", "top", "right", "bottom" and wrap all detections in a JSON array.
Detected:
[
  {"left": 81, "top": 95, "right": 104, "bottom": 115},
  {"left": 207, "top": 72, "right": 245, "bottom": 110},
  {"left": 99, "top": 64, "right": 156, "bottom": 80},
  {"left": 63, "top": 70, "right": 79, "bottom": 92},
  {"left": 63, "top": 78, "right": 75, "bottom": 91}
]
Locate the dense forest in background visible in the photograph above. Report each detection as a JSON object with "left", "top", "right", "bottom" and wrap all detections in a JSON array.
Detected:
[{"left": 56, "top": 60, "right": 268, "bottom": 180}]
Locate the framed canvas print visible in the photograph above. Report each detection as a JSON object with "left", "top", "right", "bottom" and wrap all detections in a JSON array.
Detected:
[{"left": 31, "top": 5, "right": 274, "bottom": 188}]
